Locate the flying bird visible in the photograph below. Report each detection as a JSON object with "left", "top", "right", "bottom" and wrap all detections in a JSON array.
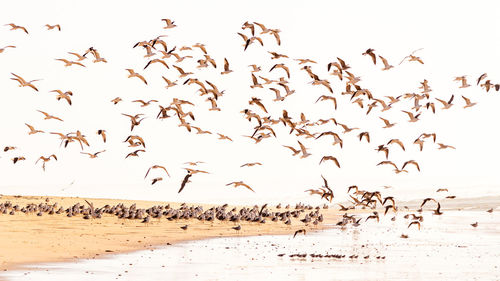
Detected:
[
  {"left": 126, "top": 69, "right": 147, "bottom": 84},
  {"left": 144, "top": 165, "right": 170, "bottom": 179},
  {"left": 5, "top": 23, "right": 28, "bottom": 34},
  {"left": 226, "top": 181, "right": 255, "bottom": 192}
]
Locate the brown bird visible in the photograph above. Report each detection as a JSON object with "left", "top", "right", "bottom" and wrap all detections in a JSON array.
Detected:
[
  {"left": 402, "top": 160, "right": 420, "bottom": 172},
  {"left": 125, "top": 149, "right": 146, "bottom": 159},
  {"left": 283, "top": 145, "right": 301, "bottom": 156},
  {"left": 454, "top": 76, "right": 470, "bottom": 88},
  {"left": 462, "top": 96, "right": 476, "bottom": 108},
  {"left": 37, "top": 110, "right": 63, "bottom": 122},
  {"left": 111, "top": 97, "right": 123, "bottom": 104},
  {"left": 10, "top": 73, "right": 40, "bottom": 91},
  {"left": 408, "top": 221, "right": 421, "bottom": 230},
  {"left": 436, "top": 188, "right": 448, "bottom": 192},
  {"left": 375, "top": 145, "right": 390, "bottom": 159},
  {"left": 362, "top": 48, "right": 377, "bottom": 65},
  {"left": 240, "top": 162, "right": 262, "bottom": 167},
  {"left": 3, "top": 146, "right": 16, "bottom": 152},
  {"left": 144, "top": 165, "right": 170, "bottom": 179},
  {"left": 178, "top": 172, "right": 192, "bottom": 193},
  {"left": 319, "top": 156, "right": 340, "bottom": 168},
  {"left": 249, "top": 97, "right": 268, "bottom": 113},
  {"left": 35, "top": 154, "right": 57, "bottom": 171},
  {"left": 151, "top": 177, "right": 163, "bottom": 185},
  {"left": 162, "top": 76, "right": 178, "bottom": 89},
  {"left": 221, "top": 58, "right": 233, "bottom": 75},
  {"left": 126, "top": 69, "right": 147, "bottom": 84},
  {"left": 45, "top": 24, "right": 61, "bottom": 31},
  {"left": 315, "top": 95, "right": 337, "bottom": 110},
  {"left": 226, "top": 181, "right": 255, "bottom": 192},
  {"left": 180, "top": 224, "right": 189, "bottom": 230},
  {"left": 25, "top": 123, "right": 44, "bottom": 135},
  {"left": 144, "top": 59, "right": 169, "bottom": 70},
  {"left": 433, "top": 203, "right": 443, "bottom": 215},
  {"left": 297, "top": 141, "right": 311, "bottom": 158},
  {"left": 0, "top": 45, "right": 16, "bottom": 53},
  {"left": 161, "top": 19, "right": 176, "bottom": 29},
  {"left": 379, "top": 55, "right": 393, "bottom": 70},
  {"left": 380, "top": 117, "right": 396, "bottom": 128},
  {"left": 402, "top": 111, "right": 420, "bottom": 122},
  {"left": 437, "top": 143, "right": 456, "bottom": 150},
  {"left": 339, "top": 123, "right": 359, "bottom": 134},
  {"left": 80, "top": 150, "right": 106, "bottom": 159},
  {"left": 67, "top": 52, "right": 87, "bottom": 61},
  {"left": 471, "top": 222, "right": 478, "bottom": 228},
  {"left": 421, "top": 198, "right": 437, "bottom": 208},
  {"left": 122, "top": 113, "right": 146, "bottom": 131},
  {"left": 293, "top": 229, "right": 306, "bottom": 238},
  {"left": 365, "top": 212, "right": 380, "bottom": 222},
  {"left": 184, "top": 161, "right": 205, "bottom": 166},
  {"left": 12, "top": 156, "right": 26, "bottom": 164},
  {"left": 387, "top": 139, "right": 405, "bottom": 151},
  {"left": 132, "top": 100, "right": 158, "bottom": 107},
  {"left": 5, "top": 23, "right": 28, "bottom": 34},
  {"left": 269, "top": 63, "right": 290, "bottom": 79},
  {"left": 435, "top": 95, "right": 454, "bottom": 110},
  {"left": 358, "top": 132, "right": 370, "bottom": 143},
  {"left": 97, "top": 130, "right": 107, "bottom": 143},
  {"left": 172, "top": 65, "right": 193, "bottom": 78},
  {"left": 377, "top": 161, "right": 398, "bottom": 170},
  {"left": 50, "top": 90, "right": 73, "bottom": 105},
  {"left": 217, "top": 133, "right": 233, "bottom": 142},
  {"left": 193, "top": 43, "right": 207, "bottom": 54},
  {"left": 55, "top": 59, "right": 85, "bottom": 67}
]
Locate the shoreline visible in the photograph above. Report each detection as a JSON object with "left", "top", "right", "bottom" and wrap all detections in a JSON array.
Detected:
[{"left": 0, "top": 195, "right": 342, "bottom": 273}]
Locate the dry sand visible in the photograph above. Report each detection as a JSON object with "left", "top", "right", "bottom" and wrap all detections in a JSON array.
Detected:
[{"left": 0, "top": 195, "right": 341, "bottom": 271}]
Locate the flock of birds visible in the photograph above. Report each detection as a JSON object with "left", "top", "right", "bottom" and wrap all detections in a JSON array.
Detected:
[
  {"left": 0, "top": 199, "right": 327, "bottom": 231},
  {"left": 1, "top": 19, "right": 497, "bottom": 233}
]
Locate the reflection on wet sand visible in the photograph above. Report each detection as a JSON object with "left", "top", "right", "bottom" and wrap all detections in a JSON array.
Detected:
[{"left": 2, "top": 207, "right": 499, "bottom": 281}]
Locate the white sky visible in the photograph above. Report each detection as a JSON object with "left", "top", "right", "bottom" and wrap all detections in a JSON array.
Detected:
[{"left": 1, "top": 0, "right": 499, "bottom": 204}]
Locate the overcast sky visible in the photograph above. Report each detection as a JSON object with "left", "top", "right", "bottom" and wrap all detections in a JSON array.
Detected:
[{"left": 1, "top": 0, "right": 499, "bottom": 204}]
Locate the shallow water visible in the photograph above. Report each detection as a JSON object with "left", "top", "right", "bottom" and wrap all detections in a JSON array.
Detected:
[{"left": 2, "top": 209, "right": 499, "bottom": 281}]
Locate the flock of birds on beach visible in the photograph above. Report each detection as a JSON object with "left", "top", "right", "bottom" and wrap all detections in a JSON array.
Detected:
[
  {"left": 0, "top": 198, "right": 327, "bottom": 232},
  {"left": 1, "top": 19, "right": 497, "bottom": 233}
]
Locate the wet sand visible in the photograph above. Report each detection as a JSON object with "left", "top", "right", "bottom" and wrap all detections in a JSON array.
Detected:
[
  {"left": 0, "top": 195, "right": 341, "bottom": 272},
  {"left": 3, "top": 208, "right": 499, "bottom": 281}
]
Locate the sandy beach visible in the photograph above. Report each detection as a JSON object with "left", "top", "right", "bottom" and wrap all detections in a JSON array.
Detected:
[{"left": 0, "top": 195, "right": 341, "bottom": 272}]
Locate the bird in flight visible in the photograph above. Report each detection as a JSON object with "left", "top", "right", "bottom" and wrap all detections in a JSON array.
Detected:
[
  {"left": 80, "top": 150, "right": 106, "bottom": 159},
  {"left": 226, "top": 181, "right": 255, "bottom": 192},
  {"left": 0, "top": 45, "right": 16, "bottom": 54},
  {"left": 178, "top": 172, "right": 192, "bottom": 193},
  {"left": 5, "top": 23, "right": 28, "bottom": 34},
  {"left": 144, "top": 165, "right": 170, "bottom": 179},
  {"left": 45, "top": 24, "right": 61, "bottom": 31},
  {"left": 319, "top": 156, "right": 340, "bottom": 168},
  {"left": 11, "top": 73, "right": 40, "bottom": 91},
  {"left": 25, "top": 123, "right": 44, "bottom": 135},
  {"left": 37, "top": 110, "right": 64, "bottom": 122},
  {"left": 126, "top": 69, "right": 147, "bottom": 84}
]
